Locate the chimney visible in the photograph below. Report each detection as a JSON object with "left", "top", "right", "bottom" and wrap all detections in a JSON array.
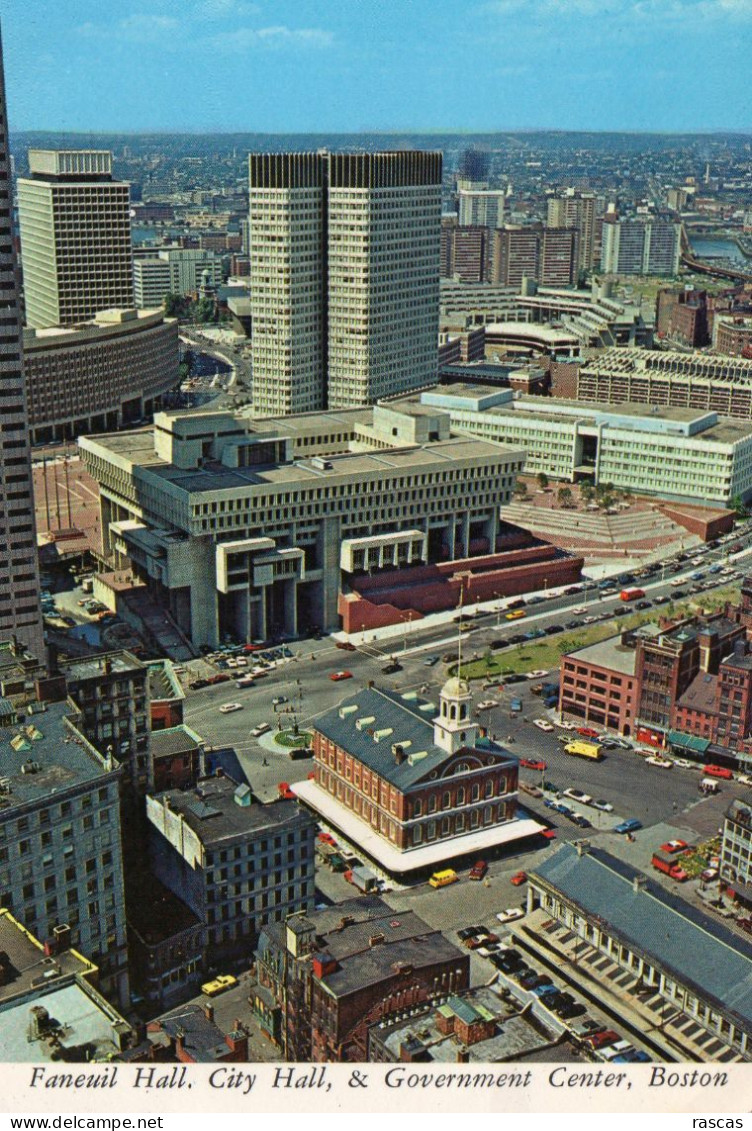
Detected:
[
  {"left": 393, "top": 744, "right": 406, "bottom": 765},
  {"left": 575, "top": 840, "right": 590, "bottom": 857},
  {"left": 456, "top": 1046, "right": 469, "bottom": 1064},
  {"left": 103, "top": 657, "right": 112, "bottom": 676},
  {"left": 204, "top": 1003, "right": 214, "bottom": 1023},
  {"left": 632, "top": 875, "right": 646, "bottom": 893},
  {"left": 175, "top": 1026, "right": 185, "bottom": 1056}
]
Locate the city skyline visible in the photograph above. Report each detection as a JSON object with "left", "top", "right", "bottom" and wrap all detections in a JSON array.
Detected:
[{"left": 2, "top": 0, "right": 752, "bottom": 135}]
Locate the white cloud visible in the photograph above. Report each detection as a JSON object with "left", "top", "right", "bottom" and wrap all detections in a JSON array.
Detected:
[
  {"left": 77, "top": 14, "right": 180, "bottom": 41},
  {"left": 195, "top": 0, "right": 262, "bottom": 17},
  {"left": 485, "top": 0, "right": 752, "bottom": 17},
  {"left": 209, "top": 25, "right": 334, "bottom": 51}
]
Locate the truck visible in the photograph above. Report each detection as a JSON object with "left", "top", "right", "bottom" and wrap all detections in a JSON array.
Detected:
[
  {"left": 651, "top": 852, "right": 689, "bottom": 881},
  {"left": 620, "top": 588, "right": 645, "bottom": 602},
  {"left": 345, "top": 864, "right": 379, "bottom": 892},
  {"left": 563, "top": 741, "right": 604, "bottom": 761}
]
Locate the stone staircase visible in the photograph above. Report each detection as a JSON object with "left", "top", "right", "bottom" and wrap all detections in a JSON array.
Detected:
[{"left": 503, "top": 502, "right": 702, "bottom": 565}]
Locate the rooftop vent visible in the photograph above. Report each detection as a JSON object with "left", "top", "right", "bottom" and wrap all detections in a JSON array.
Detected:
[{"left": 355, "top": 715, "right": 376, "bottom": 731}]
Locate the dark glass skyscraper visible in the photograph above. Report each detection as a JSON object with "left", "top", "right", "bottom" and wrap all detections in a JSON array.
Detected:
[{"left": 0, "top": 25, "right": 45, "bottom": 660}]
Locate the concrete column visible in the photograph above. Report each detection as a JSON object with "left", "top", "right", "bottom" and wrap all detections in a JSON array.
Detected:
[
  {"left": 461, "top": 511, "right": 471, "bottom": 558},
  {"left": 284, "top": 578, "right": 297, "bottom": 637},
  {"left": 317, "top": 517, "right": 342, "bottom": 630}
]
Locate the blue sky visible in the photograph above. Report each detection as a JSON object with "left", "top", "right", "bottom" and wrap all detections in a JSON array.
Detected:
[{"left": 1, "top": 0, "right": 750, "bottom": 134}]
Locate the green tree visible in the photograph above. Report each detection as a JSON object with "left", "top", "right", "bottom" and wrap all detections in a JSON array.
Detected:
[
  {"left": 557, "top": 486, "right": 573, "bottom": 507},
  {"left": 514, "top": 479, "right": 528, "bottom": 498},
  {"left": 536, "top": 471, "right": 549, "bottom": 490},
  {"left": 732, "top": 494, "right": 749, "bottom": 518},
  {"left": 580, "top": 482, "right": 595, "bottom": 504},
  {"left": 163, "top": 292, "right": 184, "bottom": 318}
]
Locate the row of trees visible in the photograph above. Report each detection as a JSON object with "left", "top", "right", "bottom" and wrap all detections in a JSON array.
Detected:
[{"left": 514, "top": 473, "right": 633, "bottom": 512}]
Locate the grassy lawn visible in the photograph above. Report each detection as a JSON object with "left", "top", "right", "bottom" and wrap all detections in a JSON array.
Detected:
[
  {"left": 455, "top": 585, "right": 742, "bottom": 681},
  {"left": 274, "top": 729, "right": 313, "bottom": 748}
]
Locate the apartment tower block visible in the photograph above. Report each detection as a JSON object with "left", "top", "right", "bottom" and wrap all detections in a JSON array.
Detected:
[{"left": 249, "top": 151, "right": 441, "bottom": 416}]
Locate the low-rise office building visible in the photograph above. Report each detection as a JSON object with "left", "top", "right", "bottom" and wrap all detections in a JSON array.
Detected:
[
  {"left": 575, "top": 348, "right": 752, "bottom": 421},
  {"left": 79, "top": 403, "right": 539, "bottom": 644},
  {"left": 408, "top": 384, "right": 752, "bottom": 507},
  {"left": 528, "top": 842, "right": 752, "bottom": 1060},
  {"left": 254, "top": 896, "right": 470, "bottom": 1061},
  {"left": 558, "top": 603, "right": 752, "bottom": 764},
  {"left": 0, "top": 699, "right": 129, "bottom": 1007},
  {"left": 721, "top": 799, "right": 752, "bottom": 908},
  {"left": 294, "top": 678, "right": 542, "bottom": 874},
  {"left": 146, "top": 774, "right": 317, "bottom": 965},
  {"left": 0, "top": 909, "right": 134, "bottom": 1062},
  {"left": 22, "top": 308, "right": 179, "bottom": 444}
]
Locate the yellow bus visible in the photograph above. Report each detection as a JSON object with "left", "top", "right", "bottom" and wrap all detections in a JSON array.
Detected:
[
  {"left": 564, "top": 740, "right": 604, "bottom": 761},
  {"left": 428, "top": 869, "right": 459, "bottom": 888}
]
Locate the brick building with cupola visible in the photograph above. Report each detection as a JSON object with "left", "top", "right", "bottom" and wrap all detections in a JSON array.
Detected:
[{"left": 291, "top": 677, "right": 544, "bottom": 875}]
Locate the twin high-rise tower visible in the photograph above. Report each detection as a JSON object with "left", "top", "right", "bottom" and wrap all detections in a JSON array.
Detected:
[{"left": 248, "top": 150, "right": 442, "bottom": 416}]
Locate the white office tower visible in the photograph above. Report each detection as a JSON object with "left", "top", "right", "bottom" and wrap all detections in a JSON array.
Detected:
[
  {"left": 0, "top": 26, "right": 44, "bottom": 659},
  {"left": 249, "top": 151, "right": 442, "bottom": 416},
  {"left": 18, "top": 149, "right": 133, "bottom": 329},
  {"left": 457, "top": 185, "right": 505, "bottom": 229}
]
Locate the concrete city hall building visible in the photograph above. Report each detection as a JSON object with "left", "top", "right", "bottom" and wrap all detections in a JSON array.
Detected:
[
  {"left": 79, "top": 401, "right": 574, "bottom": 644},
  {"left": 248, "top": 151, "right": 441, "bottom": 417}
]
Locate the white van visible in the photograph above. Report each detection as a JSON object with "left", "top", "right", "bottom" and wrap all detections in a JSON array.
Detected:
[
  {"left": 699, "top": 778, "right": 720, "bottom": 794},
  {"left": 251, "top": 722, "right": 271, "bottom": 738}
]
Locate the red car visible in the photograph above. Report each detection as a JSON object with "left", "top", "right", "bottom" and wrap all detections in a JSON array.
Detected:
[
  {"left": 521, "top": 758, "right": 547, "bottom": 772},
  {"left": 330, "top": 671, "right": 353, "bottom": 681},
  {"left": 540, "top": 829, "right": 557, "bottom": 840},
  {"left": 583, "top": 1029, "right": 620, "bottom": 1049},
  {"left": 277, "top": 782, "right": 296, "bottom": 801},
  {"left": 336, "top": 640, "right": 357, "bottom": 652},
  {"left": 207, "top": 673, "right": 231, "bottom": 685},
  {"left": 704, "top": 764, "right": 734, "bottom": 780},
  {"left": 469, "top": 861, "right": 488, "bottom": 881},
  {"left": 318, "top": 832, "right": 336, "bottom": 845},
  {"left": 660, "top": 839, "right": 689, "bottom": 855},
  {"left": 577, "top": 726, "right": 600, "bottom": 739},
  {"left": 511, "top": 871, "right": 527, "bottom": 886}
]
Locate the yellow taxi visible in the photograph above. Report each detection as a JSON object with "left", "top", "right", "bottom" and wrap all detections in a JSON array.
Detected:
[{"left": 201, "top": 974, "right": 238, "bottom": 997}]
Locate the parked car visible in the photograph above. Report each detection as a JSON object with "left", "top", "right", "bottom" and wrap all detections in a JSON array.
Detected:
[
  {"left": 614, "top": 818, "right": 642, "bottom": 834},
  {"left": 661, "top": 839, "right": 689, "bottom": 855},
  {"left": 521, "top": 758, "right": 547, "bottom": 771},
  {"left": 201, "top": 975, "right": 237, "bottom": 997},
  {"left": 510, "top": 871, "right": 527, "bottom": 886},
  {"left": 218, "top": 702, "right": 243, "bottom": 714},
  {"left": 577, "top": 726, "right": 600, "bottom": 739},
  {"left": 336, "top": 640, "right": 357, "bottom": 651},
  {"left": 496, "top": 908, "right": 525, "bottom": 924},
  {"left": 563, "top": 788, "right": 592, "bottom": 804},
  {"left": 382, "top": 661, "right": 402, "bottom": 674},
  {"left": 533, "top": 719, "right": 555, "bottom": 732},
  {"left": 469, "top": 860, "right": 488, "bottom": 881},
  {"left": 591, "top": 799, "right": 614, "bottom": 812}
]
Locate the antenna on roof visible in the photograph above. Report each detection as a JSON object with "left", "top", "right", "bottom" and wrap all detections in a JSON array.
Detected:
[{"left": 456, "top": 576, "right": 466, "bottom": 676}]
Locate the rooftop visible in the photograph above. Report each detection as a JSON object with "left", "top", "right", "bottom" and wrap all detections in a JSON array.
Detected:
[
  {"left": 149, "top": 724, "right": 203, "bottom": 761},
  {"left": 564, "top": 631, "right": 653, "bottom": 676},
  {"left": 0, "top": 700, "right": 116, "bottom": 808},
  {"left": 277, "top": 898, "right": 468, "bottom": 999},
  {"left": 60, "top": 650, "right": 145, "bottom": 683},
  {"left": 312, "top": 685, "right": 515, "bottom": 790},
  {"left": 532, "top": 843, "right": 752, "bottom": 1031},
  {"left": 373, "top": 986, "right": 554, "bottom": 1062},
  {"left": 0, "top": 910, "right": 96, "bottom": 1006},
  {"left": 153, "top": 1004, "right": 236, "bottom": 1062}
]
